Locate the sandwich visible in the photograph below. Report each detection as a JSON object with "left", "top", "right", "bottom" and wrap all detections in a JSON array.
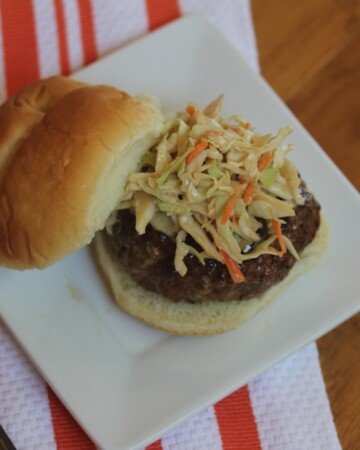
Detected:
[{"left": 0, "top": 77, "right": 327, "bottom": 335}]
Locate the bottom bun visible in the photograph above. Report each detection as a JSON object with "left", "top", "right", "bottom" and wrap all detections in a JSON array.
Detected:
[{"left": 93, "top": 216, "right": 328, "bottom": 335}]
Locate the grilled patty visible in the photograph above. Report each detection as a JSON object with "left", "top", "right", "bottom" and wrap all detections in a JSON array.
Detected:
[{"left": 107, "top": 184, "right": 320, "bottom": 303}]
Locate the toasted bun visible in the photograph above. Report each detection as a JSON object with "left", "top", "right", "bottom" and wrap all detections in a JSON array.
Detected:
[
  {"left": 93, "top": 216, "right": 328, "bottom": 335},
  {"left": 0, "top": 77, "right": 163, "bottom": 269}
]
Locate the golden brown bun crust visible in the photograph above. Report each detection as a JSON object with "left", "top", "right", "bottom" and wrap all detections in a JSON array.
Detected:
[
  {"left": 0, "top": 79, "right": 163, "bottom": 269},
  {"left": 93, "top": 217, "right": 328, "bottom": 335},
  {"left": 0, "top": 76, "right": 85, "bottom": 182}
]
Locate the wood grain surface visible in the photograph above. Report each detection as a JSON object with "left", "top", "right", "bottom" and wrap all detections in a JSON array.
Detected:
[{"left": 252, "top": 1, "right": 360, "bottom": 449}]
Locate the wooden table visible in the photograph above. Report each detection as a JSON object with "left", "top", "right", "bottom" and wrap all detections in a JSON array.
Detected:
[{"left": 252, "top": 1, "right": 360, "bottom": 448}]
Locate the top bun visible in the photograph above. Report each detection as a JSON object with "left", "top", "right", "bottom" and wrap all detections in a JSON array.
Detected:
[{"left": 0, "top": 77, "right": 164, "bottom": 269}]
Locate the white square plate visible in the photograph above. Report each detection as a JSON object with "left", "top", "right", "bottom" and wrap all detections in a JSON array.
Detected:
[{"left": 1, "top": 16, "right": 359, "bottom": 450}]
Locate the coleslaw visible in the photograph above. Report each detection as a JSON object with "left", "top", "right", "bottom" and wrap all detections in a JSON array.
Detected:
[{"left": 114, "top": 97, "right": 304, "bottom": 283}]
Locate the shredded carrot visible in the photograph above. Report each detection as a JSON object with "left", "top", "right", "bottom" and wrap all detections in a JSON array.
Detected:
[
  {"left": 186, "top": 105, "right": 197, "bottom": 118},
  {"left": 186, "top": 139, "right": 209, "bottom": 163},
  {"left": 221, "top": 194, "right": 239, "bottom": 224},
  {"left": 204, "top": 130, "right": 222, "bottom": 138},
  {"left": 228, "top": 126, "right": 239, "bottom": 133},
  {"left": 258, "top": 151, "right": 273, "bottom": 172},
  {"left": 220, "top": 250, "right": 245, "bottom": 283},
  {"left": 271, "top": 220, "right": 286, "bottom": 256},
  {"left": 243, "top": 182, "right": 254, "bottom": 206},
  {"left": 228, "top": 123, "right": 249, "bottom": 132}
]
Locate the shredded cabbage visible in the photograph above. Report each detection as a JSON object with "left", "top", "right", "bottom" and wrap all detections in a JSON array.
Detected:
[
  {"left": 134, "top": 192, "right": 156, "bottom": 234},
  {"left": 118, "top": 97, "right": 304, "bottom": 279},
  {"left": 259, "top": 166, "right": 279, "bottom": 188},
  {"left": 175, "top": 231, "right": 206, "bottom": 276}
]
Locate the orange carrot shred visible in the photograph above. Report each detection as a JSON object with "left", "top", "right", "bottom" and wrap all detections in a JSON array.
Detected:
[
  {"left": 186, "top": 105, "right": 197, "bottom": 118},
  {"left": 271, "top": 220, "right": 286, "bottom": 256},
  {"left": 221, "top": 194, "right": 239, "bottom": 224},
  {"left": 220, "top": 250, "right": 245, "bottom": 283},
  {"left": 258, "top": 151, "right": 273, "bottom": 172},
  {"left": 243, "top": 182, "right": 254, "bottom": 206},
  {"left": 186, "top": 139, "right": 209, "bottom": 164},
  {"left": 204, "top": 130, "right": 222, "bottom": 138},
  {"left": 228, "top": 126, "right": 239, "bottom": 132},
  {"left": 242, "top": 122, "right": 250, "bottom": 129}
]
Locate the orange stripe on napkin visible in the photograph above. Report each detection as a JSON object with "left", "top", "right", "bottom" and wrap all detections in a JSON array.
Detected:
[
  {"left": 54, "top": 0, "right": 70, "bottom": 75},
  {"left": 146, "top": 439, "right": 163, "bottom": 449},
  {"left": 47, "top": 387, "right": 96, "bottom": 449},
  {"left": 214, "top": 386, "right": 261, "bottom": 450},
  {"left": 0, "top": 0, "right": 39, "bottom": 95},
  {"left": 145, "top": 0, "right": 181, "bottom": 31},
  {"left": 77, "top": 0, "right": 97, "bottom": 65}
]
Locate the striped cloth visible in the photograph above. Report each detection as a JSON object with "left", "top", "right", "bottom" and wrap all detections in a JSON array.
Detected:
[{"left": 0, "top": 1, "right": 341, "bottom": 449}]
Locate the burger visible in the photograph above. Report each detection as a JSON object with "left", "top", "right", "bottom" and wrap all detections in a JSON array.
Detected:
[{"left": 0, "top": 76, "right": 327, "bottom": 335}]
